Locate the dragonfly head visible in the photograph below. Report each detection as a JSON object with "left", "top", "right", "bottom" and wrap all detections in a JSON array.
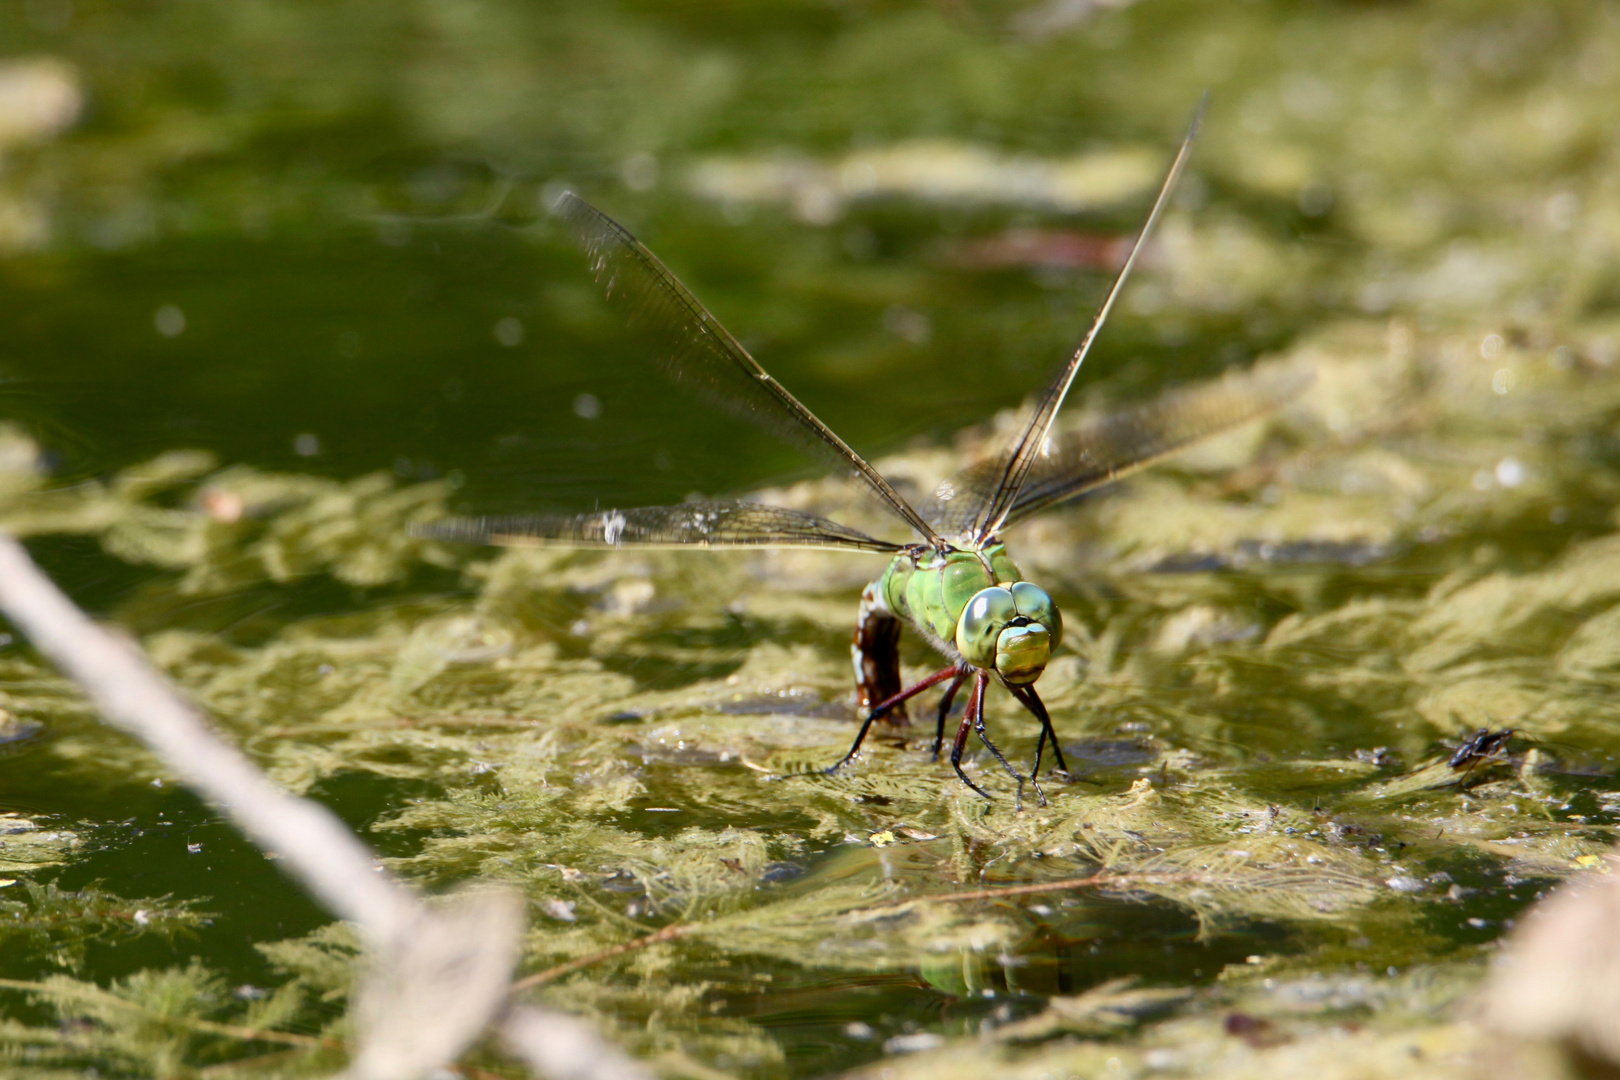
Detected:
[{"left": 955, "top": 581, "right": 1063, "bottom": 685}]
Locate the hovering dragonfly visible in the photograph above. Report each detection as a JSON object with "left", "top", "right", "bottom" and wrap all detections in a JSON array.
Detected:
[{"left": 421, "top": 108, "right": 1311, "bottom": 801}]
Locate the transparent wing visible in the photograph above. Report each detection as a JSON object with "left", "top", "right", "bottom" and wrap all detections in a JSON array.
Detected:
[
  {"left": 414, "top": 501, "right": 905, "bottom": 553},
  {"left": 923, "top": 365, "right": 1312, "bottom": 536},
  {"left": 956, "top": 98, "right": 1206, "bottom": 545},
  {"left": 553, "top": 192, "right": 943, "bottom": 547}
]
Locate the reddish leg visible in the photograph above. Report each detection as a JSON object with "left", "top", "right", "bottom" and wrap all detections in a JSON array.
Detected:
[
  {"left": 824, "top": 665, "right": 962, "bottom": 775},
  {"left": 929, "top": 669, "right": 970, "bottom": 760},
  {"left": 948, "top": 670, "right": 994, "bottom": 799}
]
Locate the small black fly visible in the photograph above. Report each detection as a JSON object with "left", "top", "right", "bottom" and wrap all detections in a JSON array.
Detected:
[{"left": 1448, "top": 727, "right": 1515, "bottom": 787}]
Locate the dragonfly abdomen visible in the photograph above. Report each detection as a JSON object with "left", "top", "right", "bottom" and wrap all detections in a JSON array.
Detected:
[{"left": 851, "top": 580, "right": 908, "bottom": 724}]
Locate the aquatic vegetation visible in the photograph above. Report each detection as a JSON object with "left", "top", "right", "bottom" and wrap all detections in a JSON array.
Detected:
[
  {"left": 3, "top": 295, "right": 1619, "bottom": 1072},
  {"left": 0, "top": 817, "right": 77, "bottom": 879},
  {"left": 5, "top": 0, "right": 1620, "bottom": 1076}
]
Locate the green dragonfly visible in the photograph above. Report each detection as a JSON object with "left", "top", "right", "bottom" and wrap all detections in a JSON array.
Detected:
[{"left": 422, "top": 110, "right": 1309, "bottom": 801}]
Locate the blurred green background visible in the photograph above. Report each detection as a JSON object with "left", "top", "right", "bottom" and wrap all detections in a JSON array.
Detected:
[{"left": 9, "top": 0, "right": 1603, "bottom": 515}]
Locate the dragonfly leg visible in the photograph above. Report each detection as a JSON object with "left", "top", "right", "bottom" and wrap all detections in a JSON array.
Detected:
[
  {"left": 971, "top": 682, "right": 1027, "bottom": 808},
  {"left": 949, "top": 671, "right": 993, "bottom": 799},
  {"left": 824, "top": 665, "right": 961, "bottom": 775},
  {"left": 930, "top": 669, "right": 970, "bottom": 761},
  {"left": 1023, "top": 724, "right": 1048, "bottom": 810},
  {"left": 1009, "top": 684, "right": 1069, "bottom": 777},
  {"left": 972, "top": 693, "right": 1023, "bottom": 786},
  {"left": 852, "top": 582, "right": 909, "bottom": 725}
]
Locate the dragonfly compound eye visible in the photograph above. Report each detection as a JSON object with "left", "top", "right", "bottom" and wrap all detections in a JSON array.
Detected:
[
  {"left": 1009, "top": 582, "right": 1062, "bottom": 651},
  {"left": 992, "top": 583, "right": 1060, "bottom": 685},
  {"left": 955, "top": 586, "right": 1017, "bottom": 669}
]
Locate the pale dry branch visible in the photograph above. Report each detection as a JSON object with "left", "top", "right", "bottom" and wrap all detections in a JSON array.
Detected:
[
  {"left": 502, "top": 1005, "right": 653, "bottom": 1080},
  {"left": 1483, "top": 853, "right": 1620, "bottom": 1065},
  {"left": 0, "top": 533, "right": 648, "bottom": 1080}
]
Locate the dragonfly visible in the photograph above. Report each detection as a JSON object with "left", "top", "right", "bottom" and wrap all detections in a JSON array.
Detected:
[{"left": 420, "top": 107, "right": 1311, "bottom": 802}]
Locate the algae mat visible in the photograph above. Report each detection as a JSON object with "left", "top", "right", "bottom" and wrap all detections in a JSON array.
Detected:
[{"left": 4, "top": 1, "right": 1620, "bottom": 1077}]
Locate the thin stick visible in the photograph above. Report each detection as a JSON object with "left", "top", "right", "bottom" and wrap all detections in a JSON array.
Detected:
[
  {"left": 0, "top": 533, "right": 651, "bottom": 1080},
  {"left": 512, "top": 923, "right": 695, "bottom": 992},
  {"left": 857, "top": 870, "right": 1205, "bottom": 911},
  {"left": 0, "top": 536, "right": 413, "bottom": 939},
  {"left": 196, "top": 1048, "right": 319, "bottom": 1077}
]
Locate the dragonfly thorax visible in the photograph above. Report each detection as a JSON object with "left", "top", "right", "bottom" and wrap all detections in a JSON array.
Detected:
[{"left": 878, "top": 544, "right": 1062, "bottom": 684}]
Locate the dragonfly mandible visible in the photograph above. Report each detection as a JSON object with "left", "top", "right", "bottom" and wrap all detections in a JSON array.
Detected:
[{"left": 420, "top": 105, "right": 1311, "bottom": 802}]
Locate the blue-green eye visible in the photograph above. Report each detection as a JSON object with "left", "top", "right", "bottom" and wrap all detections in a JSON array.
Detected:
[
  {"left": 955, "top": 586, "right": 1016, "bottom": 668},
  {"left": 1010, "top": 582, "right": 1061, "bottom": 650}
]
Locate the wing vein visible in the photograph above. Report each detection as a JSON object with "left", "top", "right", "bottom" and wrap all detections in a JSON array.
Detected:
[
  {"left": 964, "top": 95, "right": 1209, "bottom": 543},
  {"left": 414, "top": 501, "right": 905, "bottom": 553},
  {"left": 554, "top": 192, "right": 943, "bottom": 547}
]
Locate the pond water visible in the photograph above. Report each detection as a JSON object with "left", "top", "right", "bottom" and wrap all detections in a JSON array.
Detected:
[{"left": 2, "top": 2, "right": 1620, "bottom": 1077}]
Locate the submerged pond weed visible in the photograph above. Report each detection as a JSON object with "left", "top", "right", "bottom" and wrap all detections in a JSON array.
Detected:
[
  {"left": 7, "top": 1, "right": 1620, "bottom": 1073},
  {"left": 3, "top": 299, "right": 1620, "bottom": 1073}
]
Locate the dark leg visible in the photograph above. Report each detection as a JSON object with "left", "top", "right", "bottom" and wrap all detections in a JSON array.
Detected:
[
  {"left": 851, "top": 582, "right": 908, "bottom": 724},
  {"left": 973, "top": 698, "right": 1026, "bottom": 787},
  {"left": 949, "top": 671, "right": 993, "bottom": 799},
  {"left": 1008, "top": 684, "right": 1069, "bottom": 776},
  {"left": 970, "top": 688, "right": 1027, "bottom": 810},
  {"left": 930, "top": 669, "right": 970, "bottom": 760},
  {"left": 1020, "top": 720, "right": 1048, "bottom": 811},
  {"left": 823, "top": 665, "right": 961, "bottom": 775},
  {"left": 1007, "top": 684, "right": 1068, "bottom": 810}
]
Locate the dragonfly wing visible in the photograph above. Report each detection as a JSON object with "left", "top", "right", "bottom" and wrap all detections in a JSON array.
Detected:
[
  {"left": 954, "top": 98, "right": 1206, "bottom": 544},
  {"left": 415, "top": 500, "right": 905, "bottom": 553},
  {"left": 922, "top": 365, "right": 1312, "bottom": 535},
  {"left": 553, "top": 192, "right": 942, "bottom": 547}
]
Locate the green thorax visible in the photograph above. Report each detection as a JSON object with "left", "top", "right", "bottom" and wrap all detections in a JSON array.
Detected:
[{"left": 880, "top": 542, "right": 1023, "bottom": 647}]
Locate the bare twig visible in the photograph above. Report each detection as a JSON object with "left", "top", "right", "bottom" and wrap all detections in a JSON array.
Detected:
[
  {"left": 501, "top": 1004, "right": 651, "bottom": 1080},
  {"left": 0, "top": 537, "right": 412, "bottom": 937},
  {"left": 855, "top": 870, "right": 1205, "bottom": 911},
  {"left": 1484, "top": 853, "right": 1620, "bottom": 1065},
  {"left": 513, "top": 923, "right": 696, "bottom": 992},
  {"left": 0, "top": 533, "right": 649, "bottom": 1080}
]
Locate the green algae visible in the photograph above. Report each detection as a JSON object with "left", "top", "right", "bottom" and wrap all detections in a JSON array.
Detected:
[
  {"left": 0, "top": 882, "right": 208, "bottom": 971},
  {"left": 3, "top": 316, "right": 1618, "bottom": 1073},
  {"left": 6, "top": 1, "right": 1620, "bottom": 1077}
]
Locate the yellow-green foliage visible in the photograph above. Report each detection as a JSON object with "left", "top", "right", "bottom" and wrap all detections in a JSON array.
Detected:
[{"left": 9, "top": 1, "right": 1620, "bottom": 1077}]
